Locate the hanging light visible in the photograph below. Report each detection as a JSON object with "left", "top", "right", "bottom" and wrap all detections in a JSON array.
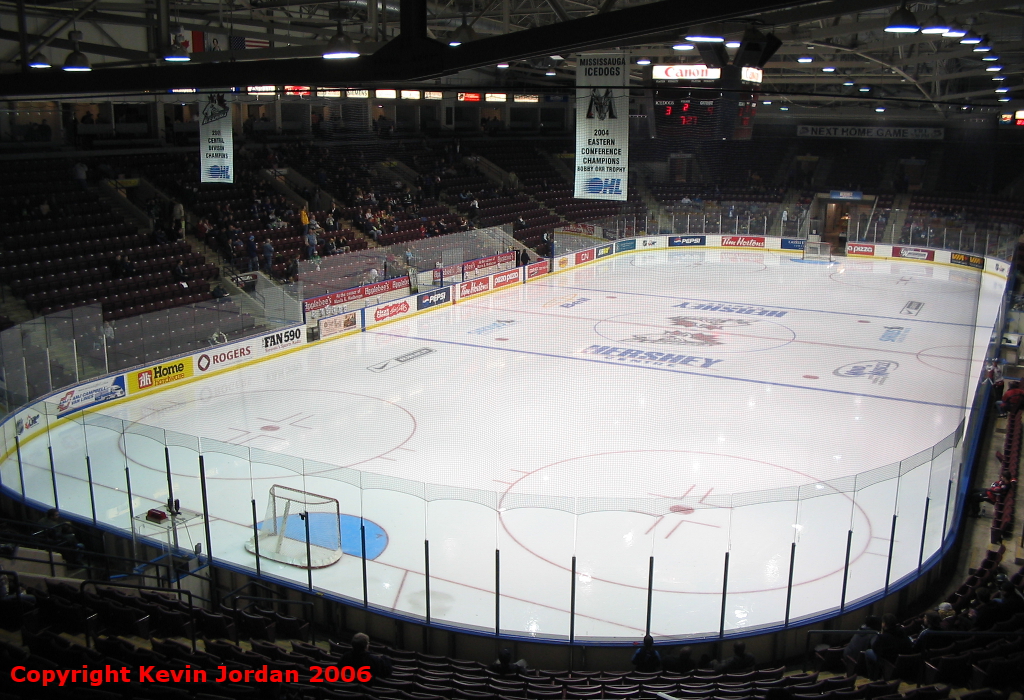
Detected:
[
  {"left": 797, "top": 56, "right": 813, "bottom": 63},
  {"left": 448, "top": 16, "right": 478, "bottom": 46},
  {"left": 822, "top": 66, "right": 835, "bottom": 72},
  {"left": 875, "top": 106, "right": 886, "bottom": 112},
  {"left": 323, "top": 20, "right": 361, "bottom": 58},
  {"left": 885, "top": 3, "right": 920, "bottom": 33},
  {"left": 684, "top": 25, "right": 724, "bottom": 43},
  {"left": 164, "top": 41, "right": 191, "bottom": 62},
  {"left": 63, "top": 30, "right": 91, "bottom": 71},
  {"left": 995, "top": 88, "right": 1010, "bottom": 93},
  {"left": 28, "top": 53, "right": 50, "bottom": 68},
  {"left": 672, "top": 40, "right": 695, "bottom": 50},
  {"left": 982, "top": 54, "right": 999, "bottom": 61},
  {"left": 496, "top": 62, "right": 510, "bottom": 69},
  {"left": 859, "top": 86, "right": 871, "bottom": 92},
  {"left": 986, "top": 65, "right": 1003, "bottom": 72},
  {"left": 974, "top": 42, "right": 992, "bottom": 52},
  {"left": 942, "top": 22, "right": 967, "bottom": 37},
  {"left": 636, "top": 57, "right": 652, "bottom": 65},
  {"left": 843, "top": 80, "right": 855, "bottom": 86},
  {"left": 725, "top": 41, "right": 741, "bottom": 48},
  {"left": 920, "top": 8, "right": 950, "bottom": 34},
  {"left": 959, "top": 30, "right": 982, "bottom": 44}
]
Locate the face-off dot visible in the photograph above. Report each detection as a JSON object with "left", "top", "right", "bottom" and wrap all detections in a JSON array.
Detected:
[
  {"left": 803, "top": 375, "right": 819, "bottom": 379},
  {"left": 261, "top": 425, "right": 281, "bottom": 432},
  {"left": 669, "top": 504, "right": 695, "bottom": 514},
  {"left": 857, "top": 320, "right": 870, "bottom": 323}
]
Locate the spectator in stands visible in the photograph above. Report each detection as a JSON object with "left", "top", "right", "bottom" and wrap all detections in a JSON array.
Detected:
[
  {"left": 0, "top": 574, "right": 35, "bottom": 607},
  {"left": 971, "top": 587, "right": 1005, "bottom": 631},
  {"left": 71, "top": 161, "right": 88, "bottom": 189},
  {"left": 172, "top": 260, "right": 192, "bottom": 284},
  {"left": 969, "top": 473, "right": 1014, "bottom": 516},
  {"left": 325, "top": 238, "right": 338, "bottom": 256},
  {"left": 631, "top": 635, "right": 661, "bottom": 673},
  {"left": 663, "top": 646, "right": 696, "bottom": 675},
  {"left": 337, "top": 633, "right": 392, "bottom": 682},
  {"left": 285, "top": 256, "right": 299, "bottom": 284},
  {"left": 489, "top": 648, "right": 527, "bottom": 676},
  {"left": 300, "top": 206, "right": 310, "bottom": 237},
  {"left": 120, "top": 255, "right": 135, "bottom": 276},
  {"left": 995, "top": 580, "right": 1024, "bottom": 617},
  {"left": 262, "top": 238, "right": 275, "bottom": 275},
  {"left": 110, "top": 254, "right": 124, "bottom": 278},
  {"left": 197, "top": 217, "right": 211, "bottom": 242},
  {"left": 843, "top": 614, "right": 881, "bottom": 672},
  {"left": 996, "top": 382, "right": 1024, "bottom": 416},
  {"left": 713, "top": 641, "right": 756, "bottom": 673},
  {"left": 36, "top": 508, "right": 85, "bottom": 567},
  {"left": 936, "top": 601, "right": 955, "bottom": 623},
  {"left": 864, "top": 613, "right": 911, "bottom": 678},
  {"left": 171, "top": 200, "right": 185, "bottom": 236},
  {"left": 912, "top": 612, "right": 946, "bottom": 652},
  {"left": 246, "top": 236, "right": 259, "bottom": 272}
]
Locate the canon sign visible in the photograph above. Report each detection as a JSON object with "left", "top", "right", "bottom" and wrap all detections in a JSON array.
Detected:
[{"left": 652, "top": 65, "right": 722, "bottom": 81}]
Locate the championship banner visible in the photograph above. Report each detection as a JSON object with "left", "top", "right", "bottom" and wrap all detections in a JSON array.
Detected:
[
  {"left": 575, "top": 52, "right": 628, "bottom": 201},
  {"left": 200, "top": 94, "right": 233, "bottom": 183}
]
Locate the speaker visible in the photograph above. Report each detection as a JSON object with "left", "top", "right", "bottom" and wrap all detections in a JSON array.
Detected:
[
  {"left": 697, "top": 43, "right": 730, "bottom": 68},
  {"left": 733, "top": 28, "right": 782, "bottom": 68}
]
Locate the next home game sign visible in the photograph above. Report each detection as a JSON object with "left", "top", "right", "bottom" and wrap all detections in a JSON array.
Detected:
[{"left": 575, "top": 52, "right": 628, "bottom": 201}]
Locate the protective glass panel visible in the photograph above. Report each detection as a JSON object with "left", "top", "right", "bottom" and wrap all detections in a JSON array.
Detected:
[
  {"left": 361, "top": 473, "right": 426, "bottom": 616},
  {"left": 889, "top": 462, "right": 931, "bottom": 584}
]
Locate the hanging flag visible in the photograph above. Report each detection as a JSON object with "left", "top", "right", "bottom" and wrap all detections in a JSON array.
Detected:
[
  {"left": 574, "top": 52, "right": 629, "bottom": 201},
  {"left": 191, "top": 31, "right": 205, "bottom": 52},
  {"left": 200, "top": 94, "right": 233, "bottom": 183},
  {"left": 229, "top": 36, "right": 271, "bottom": 50}
]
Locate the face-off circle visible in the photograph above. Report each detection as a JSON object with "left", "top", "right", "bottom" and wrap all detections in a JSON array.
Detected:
[
  {"left": 593, "top": 311, "right": 795, "bottom": 354},
  {"left": 499, "top": 450, "right": 870, "bottom": 594}
]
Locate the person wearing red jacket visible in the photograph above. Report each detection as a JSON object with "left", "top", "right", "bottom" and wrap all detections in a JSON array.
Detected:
[{"left": 997, "top": 384, "right": 1024, "bottom": 416}]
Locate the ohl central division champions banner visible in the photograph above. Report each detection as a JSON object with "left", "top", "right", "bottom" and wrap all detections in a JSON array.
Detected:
[
  {"left": 574, "top": 52, "right": 628, "bottom": 201},
  {"left": 200, "top": 94, "right": 234, "bottom": 183}
]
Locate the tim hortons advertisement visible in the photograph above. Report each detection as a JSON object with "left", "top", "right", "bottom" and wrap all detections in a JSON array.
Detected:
[
  {"left": 491, "top": 268, "right": 522, "bottom": 289},
  {"left": 892, "top": 246, "right": 935, "bottom": 261},
  {"left": 846, "top": 243, "right": 875, "bottom": 256},
  {"left": 721, "top": 236, "right": 766, "bottom": 248},
  {"left": 458, "top": 277, "right": 490, "bottom": 299},
  {"left": 575, "top": 249, "right": 596, "bottom": 265},
  {"left": 320, "top": 312, "right": 359, "bottom": 339}
]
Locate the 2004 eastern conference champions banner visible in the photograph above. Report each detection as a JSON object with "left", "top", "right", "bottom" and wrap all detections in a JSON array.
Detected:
[
  {"left": 200, "top": 94, "right": 234, "bottom": 183},
  {"left": 574, "top": 52, "right": 628, "bottom": 201}
]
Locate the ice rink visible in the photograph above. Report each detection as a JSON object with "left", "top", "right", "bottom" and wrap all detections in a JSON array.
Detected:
[{"left": 3, "top": 248, "right": 1006, "bottom": 640}]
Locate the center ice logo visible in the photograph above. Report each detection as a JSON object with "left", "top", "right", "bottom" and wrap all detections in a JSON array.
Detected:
[{"left": 625, "top": 316, "right": 756, "bottom": 348}]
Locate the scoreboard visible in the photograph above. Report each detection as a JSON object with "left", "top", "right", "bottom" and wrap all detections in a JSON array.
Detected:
[{"left": 653, "top": 89, "right": 757, "bottom": 141}]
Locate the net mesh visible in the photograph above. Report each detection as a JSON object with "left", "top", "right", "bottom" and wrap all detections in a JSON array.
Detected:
[
  {"left": 245, "top": 485, "right": 342, "bottom": 568},
  {"left": 802, "top": 241, "right": 832, "bottom": 260}
]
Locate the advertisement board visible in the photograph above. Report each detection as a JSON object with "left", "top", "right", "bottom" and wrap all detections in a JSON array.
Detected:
[
  {"left": 319, "top": 312, "right": 359, "bottom": 339},
  {"left": 575, "top": 249, "right": 596, "bottom": 265},
  {"left": 526, "top": 260, "right": 551, "bottom": 280},
  {"left": 668, "top": 236, "right": 706, "bottom": 247},
  {"left": 458, "top": 277, "right": 491, "bottom": 300},
  {"left": 780, "top": 238, "right": 805, "bottom": 251},
  {"left": 364, "top": 299, "right": 417, "bottom": 329},
  {"left": 846, "top": 243, "right": 876, "bottom": 256},
  {"left": 303, "top": 277, "right": 411, "bottom": 317},
  {"left": 491, "top": 268, "right": 522, "bottom": 289},
  {"left": 721, "top": 236, "right": 766, "bottom": 248},
  {"left": 892, "top": 246, "right": 935, "bottom": 261},
  {"left": 417, "top": 288, "right": 452, "bottom": 309},
  {"left": 130, "top": 358, "right": 194, "bottom": 393},
  {"left": 195, "top": 326, "right": 305, "bottom": 373},
  {"left": 950, "top": 252, "right": 984, "bottom": 270},
  {"left": 55, "top": 375, "right": 127, "bottom": 417}
]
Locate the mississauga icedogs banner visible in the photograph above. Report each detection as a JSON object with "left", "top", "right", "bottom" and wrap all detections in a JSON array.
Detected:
[{"left": 574, "top": 52, "right": 628, "bottom": 201}]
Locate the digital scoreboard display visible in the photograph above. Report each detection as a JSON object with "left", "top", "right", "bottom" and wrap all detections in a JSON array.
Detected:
[{"left": 653, "top": 89, "right": 757, "bottom": 141}]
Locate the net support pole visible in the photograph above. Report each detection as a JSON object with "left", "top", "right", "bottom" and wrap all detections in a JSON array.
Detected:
[
  {"left": 198, "top": 455, "right": 216, "bottom": 602},
  {"left": 942, "top": 480, "right": 953, "bottom": 541},
  {"left": 884, "top": 514, "right": 898, "bottom": 593},
  {"left": 784, "top": 541, "right": 796, "bottom": 626},
  {"left": 163, "top": 447, "right": 178, "bottom": 550},
  {"left": 47, "top": 445, "right": 59, "bottom": 508},
  {"left": 361, "top": 522, "right": 368, "bottom": 607},
  {"left": 918, "top": 497, "right": 931, "bottom": 572},
  {"left": 303, "top": 512, "right": 313, "bottom": 590},
  {"left": 719, "top": 551, "right": 730, "bottom": 638},
  {"left": 85, "top": 456, "right": 97, "bottom": 525},
  {"left": 251, "top": 499, "right": 261, "bottom": 577},
  {"left": 424, "top": 539, "right": 431, "bottom": 624},
  {"left": 569, "top": 554, "right": 577, "bottom": 670},
  {"left": 645, "top": 555, "right": 654, "bottom": 636},
  {"left": 495, "top": 548, "right": 500, "bottom": 635},
  {"left": 124, "top": 463, "right": 137, "bottom": 560},
  {"left": 15, "top": 435, "right": 25, "bottom": 503},
  {"left": 840, "top": 529, "right": 853, "bottom": 611}
]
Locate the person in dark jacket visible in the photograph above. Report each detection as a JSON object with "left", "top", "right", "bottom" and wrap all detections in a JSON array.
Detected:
[
  {"left": 337, "top": 633, "right": 392, "bottom": 683},
  {"left": 865, "top": 613, "right": 911, "bottom": 678},
  {"left": 631, "top": 635, "right": 661, "bottom": 673},
  {"left": 714, "top": 641, "right": 756, "bottom": 673},
  {"left": 488, "top": 648, "right": 527, "bottom": 676}
]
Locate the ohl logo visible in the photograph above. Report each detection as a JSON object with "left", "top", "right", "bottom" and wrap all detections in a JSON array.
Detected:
[{"left": 584, "top": 178, "right": 622, "bottom": 195}]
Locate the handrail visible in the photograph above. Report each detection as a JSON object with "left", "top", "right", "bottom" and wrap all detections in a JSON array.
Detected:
[{"left": 80, "top": 579, "right": 197, "bottom": 652}]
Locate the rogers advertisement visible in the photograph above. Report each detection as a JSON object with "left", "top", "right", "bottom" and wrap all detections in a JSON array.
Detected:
[
  {"left": 846, "top": 243, "right": 875, "bottom": 256},
  {"left": 721, "top": 236, "right": 765, "bottom": 248},
  {"left": 303, "top": 277, "right": 410, "bottom": 316},
  {"left": 892, "top": 246, "right": 935, "bottom": 261},
  {"left": 526, "top": 260, "right": 550, "bottom": 280}
]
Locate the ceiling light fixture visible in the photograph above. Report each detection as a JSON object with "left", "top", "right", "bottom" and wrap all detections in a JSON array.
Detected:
[
  {"left": 959, "top": 30, "right": 982, "bottom": 45},
  {"left": 986, "top": 65, "right": 1003, "bottom": 72},
  {"left": 875, "top": 106, "right": 886, "bottom": 112},
  {"left": 920, "top": 9, "right": 950, "bottom": 34},
  {"left": 164, "top": 40, "right": 191, "bottom": 62},
  {"left": 859, "top": 86, "right": 871, "bottom": 92},
  {"left": 63, "top": 30, "right": 91, "bottom": 71},
  {"left": 843, "top": 80, "right": 855, "bottom": 86},
  {"left": 996, "top": 88, "right": 1010, "bottom": 93},
  {"left": 822, "top": 67, "right": 835, "bottom": 72},
  {"left": 885, "top": 3, "right": 920, "bottom": 32},
  {"left": 725, "top": 41, "right": 741, "bottom": 48},
  {"left": 684, "top": 25, "right": 725, "bottom": 43},
  {"left": 942, "top": 22, "right": 967, "bottom": 38},
  {"left": 496, "top": 62, "right": 510, "bottom": 69},
  {"left": 28, "top": 52, "right": 50, "bottom": 68},
  {"left": 324, "top": 14, "right": 361, "bottom": 58},
  {"left": 982, "top": 54, "right": 999, "bottom": 61},
  {"left": 636, "top": 57, "right": 652, "bottom": 65}
]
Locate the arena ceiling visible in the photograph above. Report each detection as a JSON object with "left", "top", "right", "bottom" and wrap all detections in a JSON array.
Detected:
[{"left": 0, "top": 0, "right": 1021, "bottom": 107}]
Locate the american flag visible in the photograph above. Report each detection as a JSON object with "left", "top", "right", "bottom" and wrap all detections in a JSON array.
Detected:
[{"left": 229, "top": 36, "right": 271, "bottom": 50}]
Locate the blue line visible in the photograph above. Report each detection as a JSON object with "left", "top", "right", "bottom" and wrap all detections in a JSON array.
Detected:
[
  {"left": 532, "top": 283, "right": 982, "bottom": 328},
  {"left": 369, "top": 331, "right": 969, "bottom": 410}
]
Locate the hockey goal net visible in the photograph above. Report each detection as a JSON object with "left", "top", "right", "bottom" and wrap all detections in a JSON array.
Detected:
[
  {"left": 802, "top": 241, "right": 833, "bottom": 262},
  {"left": 245, "top": 485, "right": 343, "bottom": 568}
]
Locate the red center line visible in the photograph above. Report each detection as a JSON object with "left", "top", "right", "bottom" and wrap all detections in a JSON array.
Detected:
[{"left": 476, "top": 304, "right": 977, "bottom": 362}]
